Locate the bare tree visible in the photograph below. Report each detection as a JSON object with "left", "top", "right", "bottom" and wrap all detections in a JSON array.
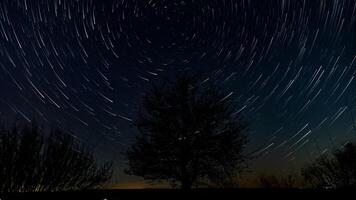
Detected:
[
  {"left": 0, "top": 121, "right": 113, "bottom": 192},
  {"left": 125, "top": 75, "right": 249, "bottom": 189},
  {"left": 302, "top": 142, "right": 356, "bottom": 188}
]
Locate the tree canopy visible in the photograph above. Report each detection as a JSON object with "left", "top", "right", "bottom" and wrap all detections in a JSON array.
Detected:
[
  {"left": 125, "top": 75, "right": 249, "bottom": 189},
  {"left": 302, "top": 142, "right": 356, "bottom": 188}
]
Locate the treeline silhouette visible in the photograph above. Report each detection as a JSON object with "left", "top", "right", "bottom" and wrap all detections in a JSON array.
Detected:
[
  {"left": 0, "top": 121, "right": 113, "bottom": 192},
  {"left": 2, "top": 74, "right": 356, "bottom": 191}
]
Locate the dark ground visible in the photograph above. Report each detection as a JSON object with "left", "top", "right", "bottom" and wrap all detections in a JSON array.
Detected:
[{"left": 0, "top": 189, "right": 353, "bottom": 200}]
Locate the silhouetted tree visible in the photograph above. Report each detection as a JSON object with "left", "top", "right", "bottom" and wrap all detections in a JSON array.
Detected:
[
  {"left": 302, "top": 142, "right": 356, "bottom": 188},
  {"left": 258, "top": 174, "right": 299, "bottom": 188},
  {"left": 0, "top": 121, "right": 113, "bottom": 192},
  {"left": 259, "top": 175, "right": 280, "bottom": 188},
  {"left": 125, "top": 75, "right": 248, "bottom": 189}
]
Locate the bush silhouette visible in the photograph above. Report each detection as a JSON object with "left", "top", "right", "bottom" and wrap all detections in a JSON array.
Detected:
[
  {"left": 125, "top": 75, "right": 248, "bottom": 189},
  {"left": 302, "top": 142, "right": 356, "bottom": 188},
  {"left": 0, "top": 121, "right": 113, "bottom": 192},
  {"left": 258, "top": 174, "right": 300, "bottom": 188}
]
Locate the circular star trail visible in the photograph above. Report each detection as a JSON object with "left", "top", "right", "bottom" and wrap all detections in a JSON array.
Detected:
[{"left": 0, "top": 0, "right": 356, "bottom": 177}]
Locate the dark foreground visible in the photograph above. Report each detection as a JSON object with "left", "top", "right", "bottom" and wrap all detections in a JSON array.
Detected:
[{"left": 0, "top": 189, "right": 353, "bottom": 200}]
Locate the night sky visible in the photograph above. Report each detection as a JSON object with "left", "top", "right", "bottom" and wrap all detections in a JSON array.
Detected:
[{"left": 0, "top": 0, "right": 356, "bottom": 186}]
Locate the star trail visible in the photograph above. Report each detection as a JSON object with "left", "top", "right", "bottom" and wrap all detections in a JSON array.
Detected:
[{"left": 0, "top": 0, "right": 356, "bottom": 182}]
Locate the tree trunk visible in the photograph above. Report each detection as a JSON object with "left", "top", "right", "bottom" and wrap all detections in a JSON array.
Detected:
[
  {"left": 181, "top": 179, "right": 192, "bottom": 190},
  {"left": 180, "top": 167, "right": 192, "bottom": 189}
]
